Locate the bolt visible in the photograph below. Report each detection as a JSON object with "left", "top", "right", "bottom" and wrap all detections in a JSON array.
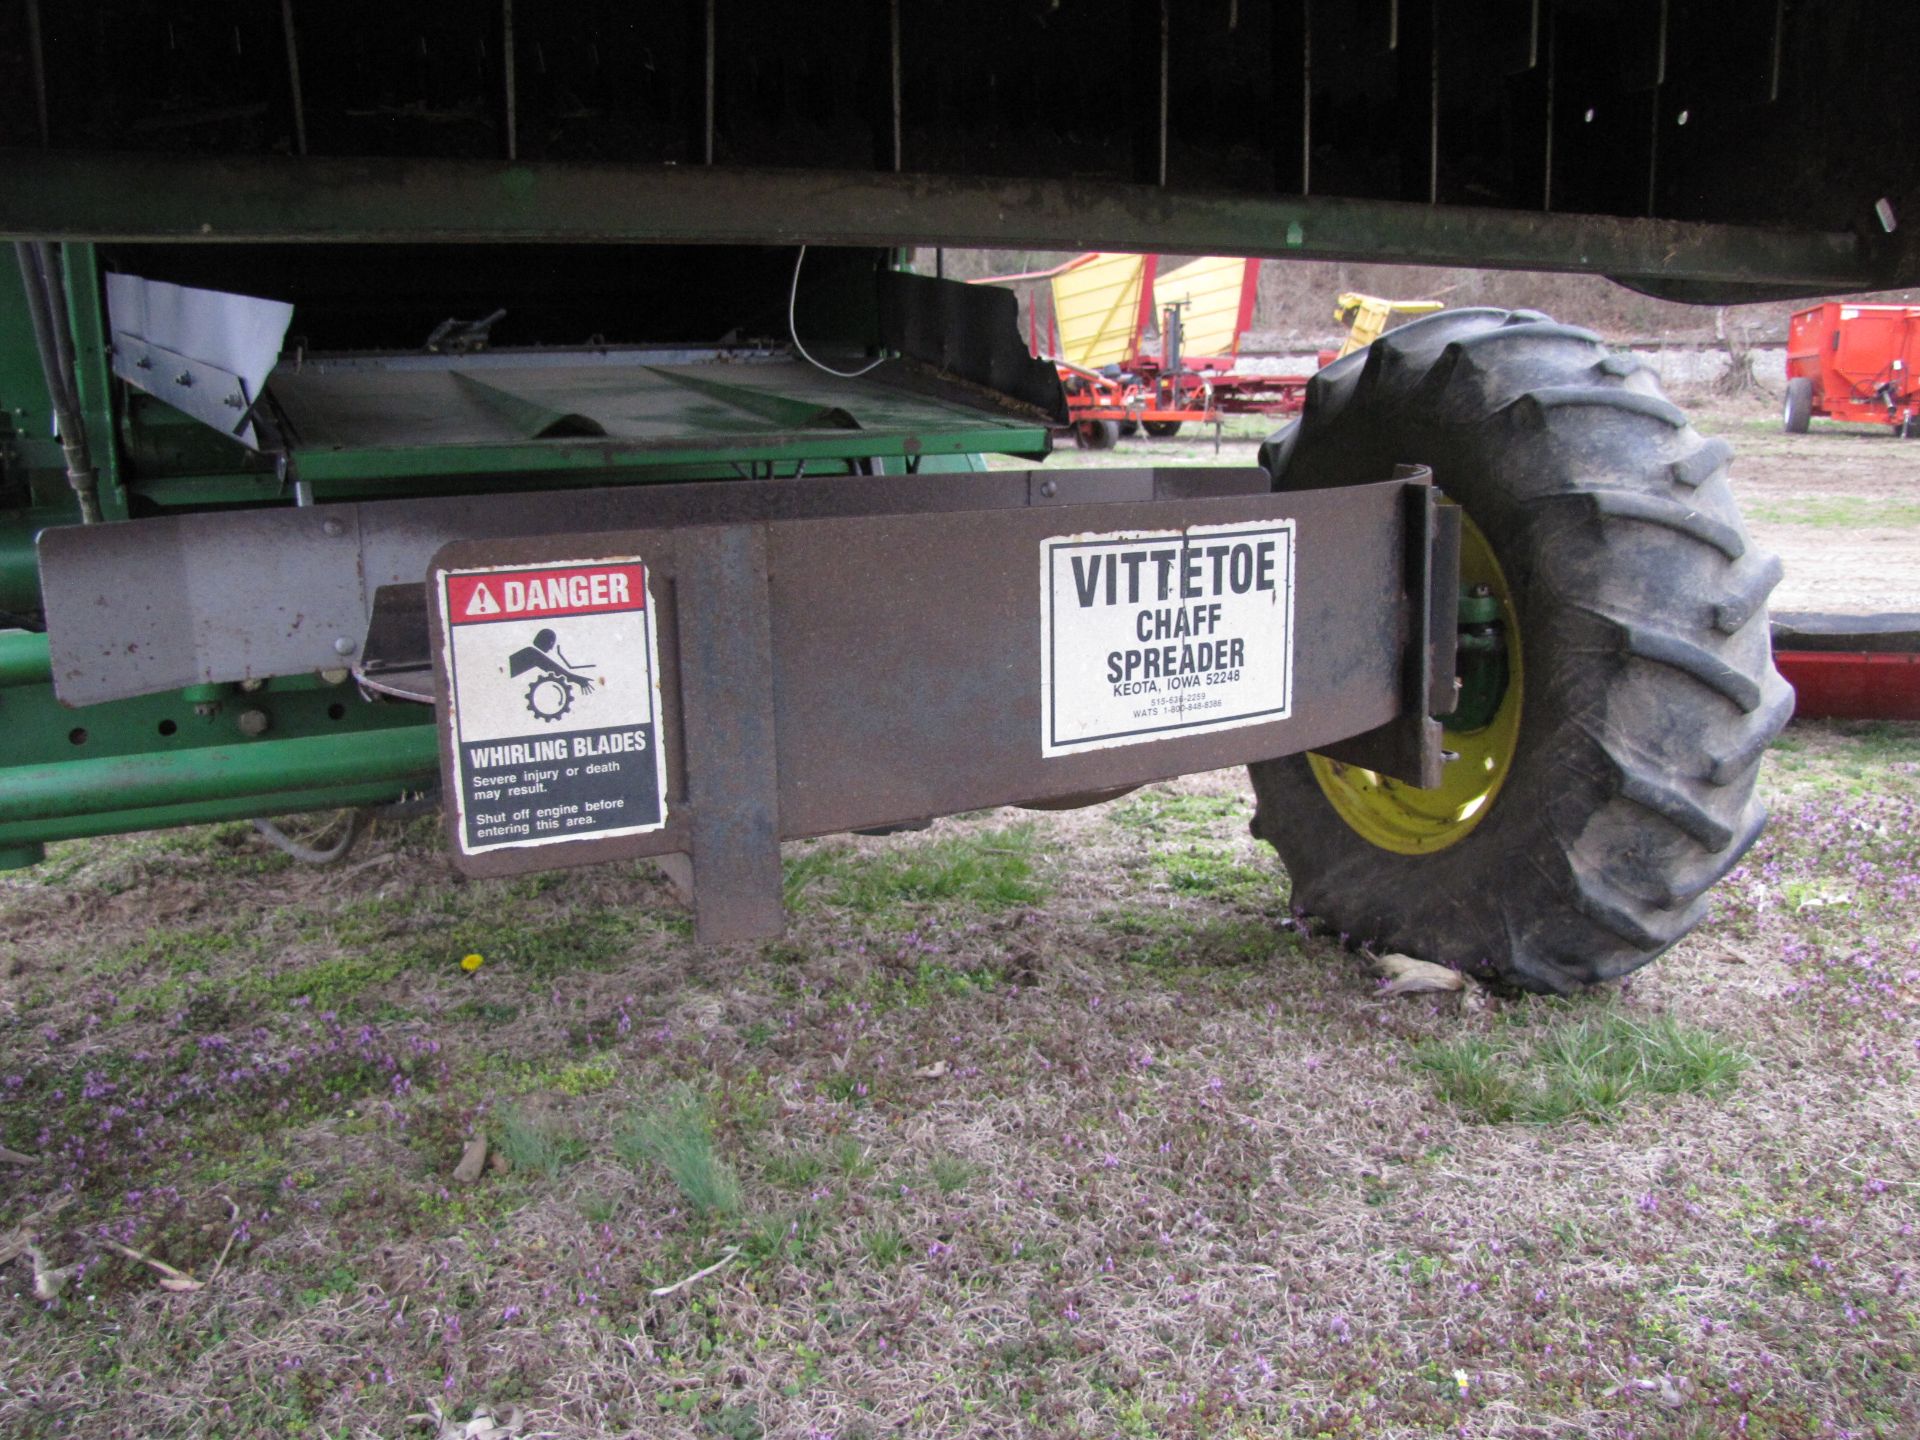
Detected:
[
  {"left": 318, "top": 667, "right": 350, "bottom": 686},
  {"left": 333, "top": 637, "right": 356, "bottom": 656},
  {"left": 193, "top": 702, "right": 218, "bottom": 718},
  {"left": 1039, "top": 479, "right": 1058, "bottom": 499},
  {"left": 1471, "top": 584, "right": 1491, "bottom": 597},
  {"left": 322, "top": 518, "right": 344, "bottom": 537},
  {"left": 238, "top": 677, "right": 267, "bottom": 693},
  {"left": 236, "top": 709, "right": 270, "bottom": 738},
  {"left": 174, "top": 371, "right": 194, "bottom": 388}
]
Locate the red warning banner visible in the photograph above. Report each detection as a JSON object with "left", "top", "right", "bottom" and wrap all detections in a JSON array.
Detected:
[{"left": 446, "top": 563, "right": 647, "bottom": 626}]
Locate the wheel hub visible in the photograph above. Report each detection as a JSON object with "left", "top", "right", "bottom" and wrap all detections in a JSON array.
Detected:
[{"left": 1307, "top": 513, "right": 1523, "bottom": 855}]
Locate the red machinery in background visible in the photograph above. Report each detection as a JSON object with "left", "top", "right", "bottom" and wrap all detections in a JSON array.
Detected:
[
  {"left": 974, "top": 253, "right": 1318, "bottom": 448},
  {"left": 1783, "top": 302, "right": 1920, "bottom": 436},
  {"left": 1771, "top": 613, "right": 1920, "bottom": 721}
]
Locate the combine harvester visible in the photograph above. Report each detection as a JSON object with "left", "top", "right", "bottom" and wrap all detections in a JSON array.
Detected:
[
  {"left": 8, "top": 0, "right": 1919, "bottom": 992},
  {"left": 977, "top": 252, "right": 1437, "bottom": 447}
]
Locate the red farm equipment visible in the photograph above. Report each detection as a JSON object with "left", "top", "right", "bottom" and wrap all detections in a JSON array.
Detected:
[
  {"left": 974, "top": 253, "right": 1322, "bottom": 448},
  {"left": 1783, "top": 302, "right": 1920, "bottom": 436}
]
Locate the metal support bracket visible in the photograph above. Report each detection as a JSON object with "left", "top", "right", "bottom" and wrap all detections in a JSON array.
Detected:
[
  {"left": 1310, "top": 475, "right": 1459, "bottom": 789},
  {"left": 674, "top": 527, "right": 784, "bottom": 943}
]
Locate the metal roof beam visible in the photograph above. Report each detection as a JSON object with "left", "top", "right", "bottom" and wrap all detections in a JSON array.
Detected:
[{"left": 0, "top": 150, "right": 1886, "bottom": 293}]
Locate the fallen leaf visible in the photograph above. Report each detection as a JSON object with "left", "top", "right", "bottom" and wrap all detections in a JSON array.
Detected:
[
  {"left": 489, "top": 1150, "right": 513, "bottom": 1175},
  {"left": 27, "top": 1243, "right": 75, "bottom": 1301},
  {"left": 913, "top": 1061, "right": 950, "bottom": 1079},
  {"left": 469, "top": 1405, "right": 524, "bottom": 1438},
  {"left": 452, "top": 1136, "right": 489, "bottom": 1185},
  {"left": 0, "top": 1145, "right": 38, "bottom": 1166},
  {"left": 1370, "top": 952, "right": 1473, "bottom": 996},
  {"left": 1794, "top": 890, "right": 1850, "bottom": 911},
  {"left": 101, "top": 1237, "right": 205, "bottom": 1291}
]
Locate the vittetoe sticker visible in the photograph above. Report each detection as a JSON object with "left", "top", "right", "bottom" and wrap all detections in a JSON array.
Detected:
[{"left": 1040, "top": 522, "right": 1295, "bottom": 756}]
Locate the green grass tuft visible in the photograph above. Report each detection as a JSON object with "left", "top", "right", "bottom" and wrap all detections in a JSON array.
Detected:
[
  {"left": 784, "top": 823, "right": 1048, "bottom": 914},
  {"left": 763, "top": 1147, "right": 829, "bottom": 1190},
  {"left": 862, "top": 1222, "right": 907, "bottom": 1267},
  {"left": 1105, "top": 912, "right": 1294, "bottom": 970},
  {"left": 1112, "top": 788, "right": 1249, "bottom": 831},
  {"left": 495, "top": 1106, "right": 580, "bottom": 1178},
  {"left": 617, "top": 1088, "right": 743, "bottom": 1219},
  {"left": 926, "top": 1153, "right": 973, "bottom": 1194},
  {"left": 1154, "top": 844, "right": 1277, "bottom": 903},
  {"left": 1742, "top": 495, "right": 1920, "bottom": 529},
  {"left": 1417, "top": 1011, "right": 1748, "bottom": 1124}
]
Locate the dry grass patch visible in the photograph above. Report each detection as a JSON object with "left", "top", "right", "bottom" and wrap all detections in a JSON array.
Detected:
[{"left": 0, "top": 733, "right": 1916, "bottom": 1438}]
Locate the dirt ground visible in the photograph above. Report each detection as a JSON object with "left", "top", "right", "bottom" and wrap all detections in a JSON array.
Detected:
[
  {"left": 3, "top": 732, "right": 1917, "bottom": 1440},
  {"left": 1686, "top": 398, "right": 1920, "bottom": 615},
  {"left": 1030, "top": 385, "right": 1920, "bottom": 616}
]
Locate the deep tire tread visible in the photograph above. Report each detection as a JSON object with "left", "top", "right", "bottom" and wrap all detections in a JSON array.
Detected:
[
  {"left": 1668, "top": 436, "right": 1734, "bottom": 489},
  {"left": 1615, "top": 766, "right": 1737, "bottom": 851},
  {"left": 1708, "top": 680, "right": 1795, "bottom": 785},
  {"left": 1621, "top": 628, "right": 1764, "bottom": 713},
  {"left": 1537, "top": 488, "right": 1746, "bottom": 560},
  {"left": 1517, "top": 386, "right": 1690, "bottom": 429},
  {"left": 1713, "top": 554, "right": 1785, "bottom": 635}
]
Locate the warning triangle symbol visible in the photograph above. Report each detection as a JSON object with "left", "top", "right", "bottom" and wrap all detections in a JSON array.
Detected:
[{"left": 466, "top": 582, "right": 502, "bottom": 617}]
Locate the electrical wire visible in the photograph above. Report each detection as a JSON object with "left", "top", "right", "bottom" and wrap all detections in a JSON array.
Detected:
[
  {"left": 787, "top": 245, "right": 889, "bottom": 379},
  {"left": 252, "top": 809, "right": 369, "bottom": 865}
]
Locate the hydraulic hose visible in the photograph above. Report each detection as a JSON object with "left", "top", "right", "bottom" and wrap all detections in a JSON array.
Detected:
[{"left": 11, "top": 240, "right": 101, "bottom": 523}]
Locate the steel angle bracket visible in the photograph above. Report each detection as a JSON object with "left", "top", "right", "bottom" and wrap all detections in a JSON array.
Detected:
[
  {"left": 110, "top": 334, "right": 260, "bottom": 445},
  {"left": 1311, "top": 474, "right": 1460, "bottom": 790},
  {"left": 423, "top": 469, "right": 1447, "bottom": 944}
]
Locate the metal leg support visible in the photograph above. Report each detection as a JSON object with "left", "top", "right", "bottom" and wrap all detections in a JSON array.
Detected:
[{"left": 674, "top": 527, "right": 785, "bottom": 943}]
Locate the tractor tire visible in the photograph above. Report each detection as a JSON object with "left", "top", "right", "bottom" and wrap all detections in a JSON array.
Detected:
[
  {"left": 1144, "top": 420, "right": 1184, "bottom": 438},
  {"left": 1248, "top": 308, "right": 1791, "bottom": 994},
  {"left": 1077, "top": 418, "right": 1121, "bottom": 450},
  {"left": 1783, "top": 377, "right": 1813, "bottom": 434}
]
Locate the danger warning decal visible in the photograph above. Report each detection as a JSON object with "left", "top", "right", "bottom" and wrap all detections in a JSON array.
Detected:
[
  {"left": 1040, "top": 521, "right": 1295, "bottom": 756},
  {"left": 438, "top": 558, "right": 668, "bottom": 854}
]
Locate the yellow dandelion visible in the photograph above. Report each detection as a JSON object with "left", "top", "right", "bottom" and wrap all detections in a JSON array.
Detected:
[{"left": 460, "top": 952, "right": 484, "bottom": 972}]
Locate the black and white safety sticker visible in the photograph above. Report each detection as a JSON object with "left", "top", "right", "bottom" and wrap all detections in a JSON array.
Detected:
[
  {"left": 1039, "top": 521, "right": 1295, "bottom": 756},
  {"left": 438, "top": 558, "right": 669, "bottom": 854}
]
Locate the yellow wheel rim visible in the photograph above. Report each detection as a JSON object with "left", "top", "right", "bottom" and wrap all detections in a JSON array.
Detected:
[{"left": 1307, "top": 514, "right": 1523, "bottom": 855}]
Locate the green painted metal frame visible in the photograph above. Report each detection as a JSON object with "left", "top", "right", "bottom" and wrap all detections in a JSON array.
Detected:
[
  {"left": 0, "top": 234, "right": 1034, "bottom": 856},
  {"left": 0, "top": 632, "right": 437, "bottom": 861},
  {"left": 287, "top": 428, "right": 1047, "bottom": 487}
]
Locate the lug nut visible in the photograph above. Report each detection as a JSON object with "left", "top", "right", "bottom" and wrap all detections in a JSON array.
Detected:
[{"left": 237, "top": 709, "right": 271, "bottom": 737}]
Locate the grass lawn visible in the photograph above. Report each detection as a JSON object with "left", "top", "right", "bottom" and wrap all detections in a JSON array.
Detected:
[{"left": 2, "top": 720, "right": 1917, "bottom": 1439}]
